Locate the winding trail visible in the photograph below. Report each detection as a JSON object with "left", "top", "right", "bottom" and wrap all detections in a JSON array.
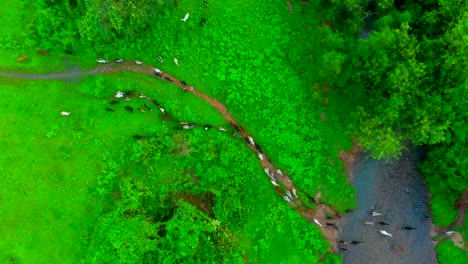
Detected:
[{"left": 0, "top": 61, "right": 341, "bottom": 250}]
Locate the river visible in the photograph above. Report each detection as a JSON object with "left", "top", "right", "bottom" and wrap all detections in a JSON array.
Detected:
[{"left": 338, "top": 147, "right": 438, "bottom": 263}]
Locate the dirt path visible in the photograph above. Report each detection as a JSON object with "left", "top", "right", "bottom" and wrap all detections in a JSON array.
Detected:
[
  {"left": 0, "top": 61, "right": 341, "bottom": 249},
  {"left": 338, "top": 147, "right": 438, "bottom": 264}
]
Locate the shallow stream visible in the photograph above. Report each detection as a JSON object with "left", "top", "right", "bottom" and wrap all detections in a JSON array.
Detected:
[{"left": 339, "top": 147, "right": 438, "bottom": 263}]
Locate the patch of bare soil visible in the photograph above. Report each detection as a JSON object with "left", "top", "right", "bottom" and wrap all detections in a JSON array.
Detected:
[
  {"left": 176, "top": 192, "right": 215, "bottom": 217},
  {"left": 339, "top": 141, "right": 362, "bottom": 181}
]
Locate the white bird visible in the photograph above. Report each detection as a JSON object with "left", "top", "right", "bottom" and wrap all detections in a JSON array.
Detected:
[
  {"left": 379, "top": 230, "right": 392, "bottom": 237},
  {"left": 181, "top": 12, "right": 189, "bottom": 22},
  {"left": 247, "top": 136, "right": 254, "bottom": 145},
  {"left": 96, "top": 58, "right": 108, "bottom": 63},
  {"left": 124, "top": 97, "right": 131, "bottom": 101},
  {"left": 364, "top": 221, "right": 374, "bottom": 225},
  {"left": 174, "top": 57, "right": 179, "bottom": 67},
  {"left": 135, "top": 60, "right": 143, "bottom": 65},
  {"left": 446, "top": 231, "right": 455, "bottom": 236},
  {"left": 276, "top": 169, "right": 283, "bottom": 175},
  {"left": 218, "top": 127, "right": 226, "bottom": 131},
  {"left": 286, "top": 190, "right": 292, "bottom": 200},
  {"left": 314, "top": 218, "right": 323, "bottom": 227},
  {"left": 372, "top": 211, "right": 383, "bottom": 217},
  {"left": 283, "top": 196, "right": 292, "bottom": 203},
  {"left": 154, "top": 68, "right": 163, "bottom": 74},
  {"left": 114, "top": 91, "right": 124, "bottom": 98},
  {"left": 60, "top": 111, "right": 71, "bottom": 116},
  {"left": 258, "top": 153, "right": 264, "bottom": 161},
  {"left": 138, "top": 94, "right": 148, "bottom": 99},
  {"left": 271, "top": 180, "right": 279, "bottom": 187},
  {"left": 264, "top": 168, "right": 270, "bottom": 176},
  {"left": 159, "top": 107, "right": 166, "bottom": 114}
]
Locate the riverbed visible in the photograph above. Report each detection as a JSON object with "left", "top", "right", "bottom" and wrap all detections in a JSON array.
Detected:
[{"left": 339, "top": 147, "right": 438, "bottom": 264}]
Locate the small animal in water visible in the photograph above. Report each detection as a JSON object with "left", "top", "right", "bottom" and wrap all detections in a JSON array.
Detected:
[
  {"left": 395, "top": 247, "right": 407, "bottom": 253},
  {"left": 110, "top": 100, "right": 120, "bottom": 105},
  {"left": 372, "top": 211, "right": 383, "bottom": 217},
  {"left": 326, "top": 223, "right": 336, "bottom": 227},
  {"left": 340, "top": 247, "right": 348, "bottom": 252},
  {"left": 403, "top": 226, "right": 417, "bottom": 230},
  {"left": 124, "top": 106, "right": 133, "bottom": 113},
  {"left": 60, "top": 111, "right": 71, "bottom": 116},
  {"left": 174, "top": 57, "right": 179, "bottom": 67},
  {"left": 338, "top": 240, "right": 349, "bottom": 245},
  {"left": 363, "top": 221, "right": 374, "bottom": 225},
  {"left": 379, "top": 230, "right": 392, "bottom": 237},
  {"left": 105, "top": 108, "right": 114, "bottom": 112},
  {"left": 350, "top": 240, "right": 364, "bottom": 245},
  {"left": 181, "top": 12, "right": 189, "bottom": 22},
  {"left": 378, "top": 222, "right": 390, "bottom": 226}
]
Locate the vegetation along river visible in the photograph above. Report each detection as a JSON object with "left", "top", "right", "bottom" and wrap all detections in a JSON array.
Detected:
[{"left": 0, "top": 61, "right": 443, "bottom": 262}]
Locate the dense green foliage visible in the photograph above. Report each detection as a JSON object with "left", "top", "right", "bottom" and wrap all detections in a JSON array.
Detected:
[{"left": 318, "top": 0, "right": 467, "bottom": 262}]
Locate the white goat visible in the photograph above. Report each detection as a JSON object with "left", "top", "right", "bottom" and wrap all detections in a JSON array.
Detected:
[
  {"left": 379, "top": 230, "right": 392, "bottom": 237},
  {"left": 181, "top": 12, "right": 189, "bottom": 22},
  {"left": 314, "top": 218, "right": 323, "bottom": 227}
]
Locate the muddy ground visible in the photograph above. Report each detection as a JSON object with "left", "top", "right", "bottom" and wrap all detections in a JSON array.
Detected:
[{"left": 338, "top": 147, "right": 438, "bottom": 264}]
